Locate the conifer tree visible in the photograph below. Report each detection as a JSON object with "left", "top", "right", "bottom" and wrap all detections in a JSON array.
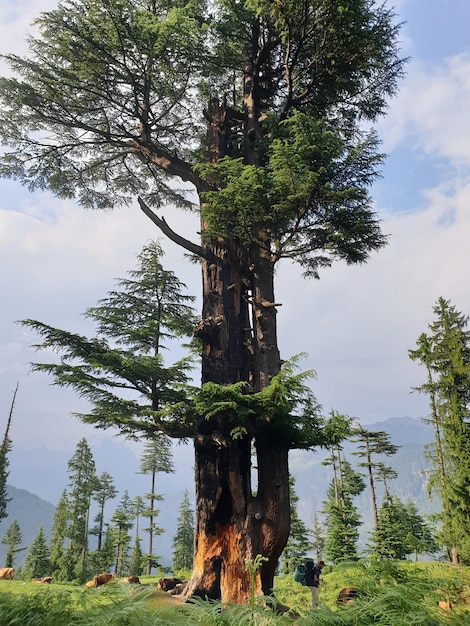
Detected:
[
  {"left": 111, "top": 491, "right": 134, "bottom": 577},
  {"left": 49, "top": 490, "right": 69, "bottom": 581},
  {"left": 172, "top": 489, "right": 194, "bottom": 572},
  {"left": 410, "top": 298, "right": 470, "bottom": 564},
  {"left": 139, "top": 435, "right": 173, "bottom": 575},
  {"left": 352, "top": 428, "right": 400, "bottom": 530},
  {"left": 22, "top": 525, "right": 50, "bottom": 579},
  {"left": 128, "top": 535, "right": 144, "bottom": 577},
  {"left": 1, "top": 519, "right": 23, "bottom": 568},
  {"left": 90, "top": 472, "right": 117, "bottom": 552},
  {"left": 311, "top": 515, "right": 325, "bottom": 563},
  {"left": 65, "top": 439, "right": 97, "bottom": 581}
]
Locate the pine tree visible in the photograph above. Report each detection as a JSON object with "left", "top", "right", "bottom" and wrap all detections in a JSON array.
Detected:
[
  {"left": 128, "top": 536, "right": 143, "bottom": 577},
  {"left": 280, "top": 477, "right": 311, "bottom": 574},
  {"left": 172, "top": 489, "right": 194, "bottom": 572},
  {"left": 1, "top": 519, "right": 23, "bottom": 568},
  {"left": 22, "top": 525, "right": 50, "bottom": 579},
  {"left": 352, "top": 428, "right": 400, "bottom": 530},
  {"left": 139, "top": 435, "right": 173, "bottom": 575},
  {"left": 110, "top": 491, "right": 134, "bottom": 577},
  {"left": 48, "top": 490, "right": 69, "bottom": 581},
  {"left": 90, "top": 472, "right": 117, "bottom": 552},
  {"left": 65, "top": 439, "right": 97, "bottom": 581},
  {"left": 410, "top": 298, "right": 470, "bottom": 564},
  {"left": 311, "top": 515, "right": 325, "bottom": 563}
]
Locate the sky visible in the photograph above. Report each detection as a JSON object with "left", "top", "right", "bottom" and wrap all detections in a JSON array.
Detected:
[{"left": 1, "top": 0, "right": 470, "bottom": 456}]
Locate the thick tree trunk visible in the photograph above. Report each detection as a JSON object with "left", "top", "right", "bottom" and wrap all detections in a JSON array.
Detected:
[{"left": 186, "top": 99, "right": 290, "bottom": 604}]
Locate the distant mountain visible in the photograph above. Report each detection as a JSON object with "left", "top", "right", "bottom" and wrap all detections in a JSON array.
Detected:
[
  {"left": 2, "top": 416, "right": 439, "bottom": 566},
  {"left": 0, "top": 485, "right": 55, "bottom": 566}
]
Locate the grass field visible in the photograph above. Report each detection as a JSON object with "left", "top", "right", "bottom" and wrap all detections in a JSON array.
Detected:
[{"left": 1, "top": 560, "right": 470, "bottom": 625}]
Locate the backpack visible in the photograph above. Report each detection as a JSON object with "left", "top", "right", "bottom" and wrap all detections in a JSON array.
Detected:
[{"left": 293, "top": 563, "right": 306, "bottom": 585}]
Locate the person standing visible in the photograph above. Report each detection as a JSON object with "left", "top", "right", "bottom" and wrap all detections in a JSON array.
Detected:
[{"left": 304, "top": 559, "right": 325, "bottom": 609}]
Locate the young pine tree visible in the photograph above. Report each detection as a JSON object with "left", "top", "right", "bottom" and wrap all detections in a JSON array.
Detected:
[
  {"left": 48, "top": 490, "right": 70, "bottom": 581},
  {"left": 111, "top": 491, "right": 134, "bottom": 577},
  {"left": 128, "top": 535, "right": 144, "bottom": 577},
  {"left": 22, "top": 525, "right": 50, "bottom": 579},
  {"left": 1, "top": 519, "right": 23, "bottom": 568},
  {"left": 172, "top": 489, "right": 194, "bottom": 572}
]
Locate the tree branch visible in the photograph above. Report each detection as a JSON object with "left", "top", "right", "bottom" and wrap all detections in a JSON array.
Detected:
[{"left": 137, "top": 197, "right": 207, "bottom": 259}]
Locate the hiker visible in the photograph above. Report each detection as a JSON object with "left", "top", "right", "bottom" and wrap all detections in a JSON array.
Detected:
[{"left": 304, "top": 560, "right": 325, "bottom": 609}]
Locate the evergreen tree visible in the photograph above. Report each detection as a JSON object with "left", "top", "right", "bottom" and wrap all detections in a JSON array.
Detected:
[
  {"left": 65, "top": 438, "right": 96, "bottom": 581},
  {"left": 110, "top": 491, "right": 134, "bottom": 577},
  {"left": 128, "top": 535, "right": 143, "bottom": 577},
  {"left": 172, "top": 489, "right": 194, "bottom": 572},
  {"left": 322, "top": 459, "right": 364, "bottom": 563},
  {"left": 311, "top": 515, "right": 325, "bottom": 563},
  {"left": 281, "top": 477, "right": 311, "bottom": 574},
  {"left": 1, "top": 0, "right": 405, "bottom": 602},
  {"left": 90, "top": 471, "right": 117, "bottom": 552},
  {"left": 0, "top": 382, "right": 17, "bottom": 522},
  {"left": 410, "top": 298, "right": 470, "bottom": 564},
  {"left": 22, "top": 525, "right": 50, "bottom": 579},
  {"left": 48, "top": 490, "right": 69, "bottom": 581},
  {"left": 352, "top": 428, "right": 400, "bottom": 530},
  {"left": 1, "top": 519, "right": 23, "bottom": 568},
  {"left": 139, "top": 434, "right": 173, "bottom": 575},
  {"left": 20, "top": 241, "right": 196, "bottom": 439},
  {"left": 96, "top": 526, "right": 115, "bottom": 574}
]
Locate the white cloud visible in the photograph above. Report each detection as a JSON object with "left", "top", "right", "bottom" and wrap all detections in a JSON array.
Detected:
[{"left": 380, "top": 53, "right": 470, "bottom": 168}]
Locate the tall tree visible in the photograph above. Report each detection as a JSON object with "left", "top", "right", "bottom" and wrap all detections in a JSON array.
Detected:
[
  {"left": 128, "top": 535, "right": 144, "bottom": 577},
  {"left": 65, "top": 438, "right": 96, "bottom": 581},
  {"left": 90, "top": 472, "right": 117, "bottom": 552},
  {"left": 139, "top": 435, "right": 174, "bottom": 575},
  {"left": 22, "top": 525, "right": 50, "bottom": 580},
  {"left": 410, "top": 298, "right": 470, "bottom": 564},
  {"left": 0, "top": 381, "right": 18, "bottom": 523},
  {"left": 172, "top": 489, "right": 194, "bottom": 572},
  {"left": 311, "top": 515, "right": 325, "bottom": 563},
  {"left": 352, "top": 428, "right": 400, "bottom": 531},
  {"left": 0, "top": 0, "right": 405, "bottom": 602},
  {"left": 49, "top": 490, "right": 69, "bottom": 581},
  {"left": 1, "top": 519, "right": 23, "bottom": 568}
]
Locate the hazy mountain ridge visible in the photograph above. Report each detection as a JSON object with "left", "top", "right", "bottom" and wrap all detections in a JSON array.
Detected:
[{"left": 1, "top": 416, "right": 438, "bottom": 567}]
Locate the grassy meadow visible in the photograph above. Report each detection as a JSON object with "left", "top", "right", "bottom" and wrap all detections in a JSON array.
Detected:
[{"left": 1, "top": 560, "right": 470, "bottom": 625}]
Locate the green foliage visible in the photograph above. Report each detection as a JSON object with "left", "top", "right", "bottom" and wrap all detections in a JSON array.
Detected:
[
  {"left": 1, "top": 519, "right": 23, "bottom": 568},
  {"left": 410, "top": 298, "right": 470, "bottom": 563},
  {"left": 22, "top": 525, "right": 50, "bottom": 580},
  {"left": 172, "top": 490, "right": 194, "bottom": 571},
  {"left": 280, "top": 477, "right": 311, "bottom": 574},
  {"left": 192, "top": 357, "right": 324, "bottom": 448}
]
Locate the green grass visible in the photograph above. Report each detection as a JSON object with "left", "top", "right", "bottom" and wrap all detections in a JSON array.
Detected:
[{"left": 0, "top": 562, "right": 469, "bottom": 625}]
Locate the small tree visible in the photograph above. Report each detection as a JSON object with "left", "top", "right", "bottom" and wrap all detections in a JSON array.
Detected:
[
  {"left": 172, "top": 489, "right": 194, "bottom": 572},
  {"left": 22, "top": 525, "right": 50, "bottom": 579},
  {"left": 110, "top": 491, "right": 134, "bottom": 577},
  {"left": 128, "top": 536, "right": 144, "bottom": 577},
  {"left": 1, "top": 519, "right": 23, "bottom": 568},
  {"left": 311, "top": 514, "right": 325, "bottom": 563}
]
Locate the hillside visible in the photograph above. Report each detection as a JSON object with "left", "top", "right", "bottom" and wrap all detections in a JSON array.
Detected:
[{"left": 0, "top": 485, "right": 55, "bottom": 566}]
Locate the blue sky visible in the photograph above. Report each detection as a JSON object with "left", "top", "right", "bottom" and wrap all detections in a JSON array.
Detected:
[{"left": 1, "top": 0, "right": 470, "bottom": 453}]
